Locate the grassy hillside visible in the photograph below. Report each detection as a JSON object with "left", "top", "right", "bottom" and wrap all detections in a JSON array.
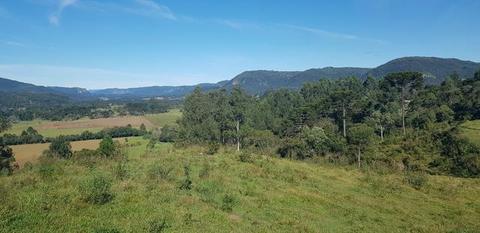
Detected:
[
  {"left": 460, "top": 120, "right": 480, "bottom": 146},
  {"left": 1, "top": 138, "right": 479, "bottom": 233},
  {"left": 145, "top": 109, "right": 182, "bottom": 127}
]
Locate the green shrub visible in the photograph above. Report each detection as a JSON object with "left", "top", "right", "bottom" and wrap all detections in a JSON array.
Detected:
[
  {"left": 49, "top": 136, "right": 72, "bottom": 159},
  {"left": 198, "top": 162, "right": 211, "bottom": 178},
  {"left": 114, "top": 161, "right": 129, "bottom": 180},
  {"left": 238, "top": 151, "right": 254, "bottom": 163},
  {"left": 148, "top": 218, "right": 169, "bottom": 233},
  {"left": 221, "top": 194, "right": 236, "bottom": 212},
  {"left": 79, "top": 174, "right": 113, "bottom": 204},
  {"left": 244, "top": 129, "right": 278, "bottom": 151},
  {"left": 158, "top": 125, "right": 178, "bottom": 142},
  {"left": 0, "top": 143, "right": 15, "bottom": 175},
  {"left": 206, "top": 142, "right": 220, "bottom": 155},
  {"left": 98, "top": 136, "right": 116, "bottom": 157},
  {"left": 72, "top": 149, "right": 99, "bottom": 167},
  {"left": 404, "top": 172, "right": 428, "bottom": 190},
  {"left": 148, "top": 163, "right": 173, "bottom": 181},
  {"left": 37, "top": 156, "right": 59, "bottom": 180},
  {"left": 179, "top": 165, "right": 192, "bottom": 190}
]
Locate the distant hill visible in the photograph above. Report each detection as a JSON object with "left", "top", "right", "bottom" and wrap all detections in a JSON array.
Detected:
[
  {"left": 1, "top": 56, "right": 479, "bottom": 99},
  {"left": 221, "top": 70, "right": 301, "bottom": 94},
  {"left": 0, "top": 77, "right": 88, "bottom": 99},
  {"left": 367, "top": 57, "right": 480, "bottom": 85},
  {"left": 90, "top": 83, "right": 224, "bottom": 98},
  {"left": 221, "top": 68, "right": 370, "bottom": 94}
]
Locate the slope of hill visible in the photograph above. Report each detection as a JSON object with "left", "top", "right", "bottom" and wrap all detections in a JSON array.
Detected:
[
  {"left": 0, "top": 77, "right": 88, "bottom": 99},
  {"left": 367, "top": 57, "right": 480, "bottom": 85},
  {"left": 221, "top": 68, "right": 371, "bottom": 94},
  {"left": 1, "top": 138, "right": 478, "bottom": 232},
  {"left": 1, "top": 56, "right": 479, "bottom": 98},
  {"left": 221, "top": 70, "right": 301, "bottom": 94},
  {"left": 90, "top": 83, "right": 223, "bottom": 98}
]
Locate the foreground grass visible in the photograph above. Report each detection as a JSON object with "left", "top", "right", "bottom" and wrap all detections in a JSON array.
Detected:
[
  {"left": 1, "top": 138, "right": 479, "bottom": 233},
  {"left": 460, "top": 120, "right": 480, "bottom": 146}
]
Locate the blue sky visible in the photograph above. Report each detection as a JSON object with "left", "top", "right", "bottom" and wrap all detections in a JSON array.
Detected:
[{"left": 0, "top": 0, "right": 479, "bottom": 89}]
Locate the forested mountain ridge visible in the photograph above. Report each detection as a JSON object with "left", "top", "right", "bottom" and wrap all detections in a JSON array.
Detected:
[
  {"left": 220, "top": 68, "right": 370, "bottom": 94},
  {"left": 0, "top": 77, "right": 88, "bottom": 97},
  {"left": 366, "top": 57, "right": 480, "bottom": 85},
  {"left": 1, "top": 56, "right": 479, "bottom": 98}
]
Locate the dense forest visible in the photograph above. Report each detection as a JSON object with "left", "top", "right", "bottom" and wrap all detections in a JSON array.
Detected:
[{"left": 172, "top": 71, "right": 480, "bottom": 178}]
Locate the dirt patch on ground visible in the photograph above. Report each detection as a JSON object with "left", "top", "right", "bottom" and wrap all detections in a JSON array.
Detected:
[
  {"left": 37, "top": 116, "right": 154, "bottom": 130},
  {"left": 11, "top": 138, "right": 126, "bottom": 168}
]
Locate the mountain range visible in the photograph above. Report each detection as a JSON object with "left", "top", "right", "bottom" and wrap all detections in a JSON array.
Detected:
[{"left": 1, "top": 56, "right": 479, "bottom": 100}]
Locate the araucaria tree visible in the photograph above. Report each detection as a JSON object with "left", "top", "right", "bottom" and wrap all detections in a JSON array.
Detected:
[
  {"left": 383, "top": 72, "right": 424, "bottom": 136},
  {"left": 347, "top": 124, "right": 375, "bottom": 168},
  {"left": 176, "top": 71, "right": 480, "bottom": 177}
]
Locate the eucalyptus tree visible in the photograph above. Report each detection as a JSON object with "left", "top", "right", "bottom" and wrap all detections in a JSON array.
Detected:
[{"left": 229, "top": 86, "right": 250, "bottom": 151}]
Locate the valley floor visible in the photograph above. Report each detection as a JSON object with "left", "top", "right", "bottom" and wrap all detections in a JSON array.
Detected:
[{"left": 1, "top": 137, "right": 479, "bottom": 233}]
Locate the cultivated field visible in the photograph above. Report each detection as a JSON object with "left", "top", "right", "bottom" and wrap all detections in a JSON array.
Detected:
[
  {"left": 1, "top": 138, "right": 479, "bottom": 232},
  {"left": 3, "top": 110, "right": 181, "bottom": 137},
  {"left": 10, "top": 138, "right": 130, "bottom": 168}
]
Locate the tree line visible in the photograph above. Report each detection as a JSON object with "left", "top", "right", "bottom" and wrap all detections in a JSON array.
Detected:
[
  {"left": 0, "top": 124, "right": 147, "bottom": 146},
  {"left": 173, "top": 71, "right": 480, "bottom": 177},
  {"left": 0, "top": 96, "right": 175, "bottom": 121}
]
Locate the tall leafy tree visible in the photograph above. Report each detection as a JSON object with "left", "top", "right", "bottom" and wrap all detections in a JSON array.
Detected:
[
  {"left": 330, "top": 78, "right": 362, "bottom": 137},
  {"left": 0, "top": 121, "right": 15, "bottom": 174},
  {"left": 0, "top": 116, "right": 11, "bottom": 133},
  {"left": 179, "top": 87, "right": 219, "bottom": 143},
  {"left": 229, "top": 86, "right": 250, "bottom": 151},
  {"left": 49, "top": 136, "right": 72, "bottom": 159},
  {"left": 98, "top": 135, "right": 116, "bottom": 157},
  {"left": 211, "top": 89, "right": 233, "bottom": 144},
  {"left": 347, "top": 124, "right": 375, "bottom": 167},
  {"left": 383, "top": 72, "right": 424, "bottom": 136}
]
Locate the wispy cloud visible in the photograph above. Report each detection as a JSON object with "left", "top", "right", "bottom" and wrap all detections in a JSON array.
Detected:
[
  {"left": 283, "top": 24, "right": 388, "bottom": 45},
  {"left": 133, "top": 0, "right": 176, "bottom": 20},
  {"left": 80, "top": 0, "right": 176, "bottom": 21},
  {"left": 0, "top": 40, "right": 27, "bottom": 47},
  {"left": 49, "top": 0, "right": 78, "bottom": 25},
  {"left": 214, "top": 19, "right": 261, "bottom": 30}
]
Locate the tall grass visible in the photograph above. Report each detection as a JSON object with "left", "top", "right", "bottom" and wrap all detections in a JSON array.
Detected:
[{"left": 0, "top": 137, "right": 479, "bottom": 232}]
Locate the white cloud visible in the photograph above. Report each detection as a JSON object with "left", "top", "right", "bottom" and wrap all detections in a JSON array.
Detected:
[
  {"left": 214, "top": 19, "right": 261, "bottom": 30},
  {"left": 134, "top": 0, "right": 176, "bottom": 20},
  {"left": 49, "top": 0, "right": 78, "bottom": 26},
  {"left": 0, "top": 40, "right": 27, "bottom": 48},
  {"left": 283, "top": 24, "right": 388, "bottom": 45}
]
